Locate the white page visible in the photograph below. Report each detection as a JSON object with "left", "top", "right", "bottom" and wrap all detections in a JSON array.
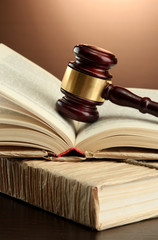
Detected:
[
  {"left": 0, "top": 94, "right": 40, "bottom": 118},
  {"left": 0, "top": 126, "right": 65, "bottom": 154},
  {"left": 0, "top": 107, "right": 66, "bottom": 141},
  {"left": 0, "top": 44, "right": 75, "bottom": 147},
  {"left": 76, "top": 88, "right": 158, "bottom": 148}
]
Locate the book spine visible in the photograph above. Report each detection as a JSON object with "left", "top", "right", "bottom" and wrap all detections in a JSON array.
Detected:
[
  {"left": 56, "top": 147, "right": 85, "bottom": 158},
  {"left": 0, "top": 158, "right": 97, "bottom": 229}
]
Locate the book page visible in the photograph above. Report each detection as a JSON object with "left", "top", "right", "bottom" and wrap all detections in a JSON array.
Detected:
[
  {"left": 0, "top": 125, "right": 66, "bottom": 154},
  {"left": 0, "top": 44, "right": 75, "bottom": 147},
  {"left": 0, "top": 106, "right": 69, "bottom": 154},
  {"left": 0, "top": 94, "right": 58, "bottom": 130},
  {"left": 76, "top": 88, "right": 158, "bottom": 152},
  {"left": 0, "top": 94, "right": 41, "bottom": 119}
]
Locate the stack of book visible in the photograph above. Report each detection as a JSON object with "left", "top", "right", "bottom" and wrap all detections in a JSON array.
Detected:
[{"left": 0, "top": 44, "right": 158, "bottom": 230}]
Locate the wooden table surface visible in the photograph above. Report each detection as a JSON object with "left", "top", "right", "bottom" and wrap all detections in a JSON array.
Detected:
[{"left": 0, "top": 193, "right": 158, "bottom": 240}]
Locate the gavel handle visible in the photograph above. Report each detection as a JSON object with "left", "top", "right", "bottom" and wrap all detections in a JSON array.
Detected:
[{"left": 103, "top": 84, "right": 158, "bottom": 118}]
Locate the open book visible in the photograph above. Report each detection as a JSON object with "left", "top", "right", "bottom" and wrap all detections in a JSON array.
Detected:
[{"left": 1, "top": 43, "right": 158, "bottom": 160}]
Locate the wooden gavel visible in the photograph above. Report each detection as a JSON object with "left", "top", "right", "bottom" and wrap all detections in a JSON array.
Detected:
[{"left": 56, "top": 44, "right": 158, "bottom": 122}]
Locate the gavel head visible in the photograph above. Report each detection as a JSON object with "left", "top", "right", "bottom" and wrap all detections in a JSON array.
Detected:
[{"left": 56, "top": 44, "right": 117, "bottom": 122}]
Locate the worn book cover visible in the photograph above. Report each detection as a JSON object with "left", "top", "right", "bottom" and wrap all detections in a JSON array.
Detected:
[{"left": 1, "top": 158, "right": 158, "bottom": 230}]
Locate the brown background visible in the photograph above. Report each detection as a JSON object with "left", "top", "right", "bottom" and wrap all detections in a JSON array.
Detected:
[
  {"left": 1, "top": 0, "right": 158, "bottom": 89},
  {"left": 1, "top": 2, "right": 158, "bottom": 239}
]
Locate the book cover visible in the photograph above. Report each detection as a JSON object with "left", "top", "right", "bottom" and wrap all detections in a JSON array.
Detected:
[{"left": 1, "top": 157, "right": 158, "bottom": 230}]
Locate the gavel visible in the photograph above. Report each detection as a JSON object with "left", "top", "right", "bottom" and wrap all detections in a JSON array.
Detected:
[{"left": 56, "top": 44, "right": 158, "bottom": 122}]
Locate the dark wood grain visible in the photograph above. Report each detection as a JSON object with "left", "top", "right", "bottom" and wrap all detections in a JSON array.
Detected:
[
  {"left": 68, "top": 44, "right": 117, "bottom": 79},
  {"left": 1, "top": 193, "right": 158, "bottom": 240},
  {"left": 56, "top": 44, "right": 116, "bottom": 122},
  {"left": 103, "top": 84, "right": 158, "bottom": 117},
  {"left": 56, "top": 89, "right": 101, "bottom": 122},
  {"left": 57, "top": 44, "right": 158, "bottom": 122}
]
